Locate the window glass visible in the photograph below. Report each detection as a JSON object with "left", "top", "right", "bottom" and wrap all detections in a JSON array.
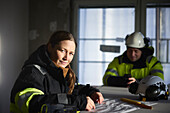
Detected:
[
  {"left": 160, "top": 40, "right": 167, "bottom": 62},
  {"left": 79, "top": 8, "right": 135, "bottom": 85},
  {"left": 160, "top": 8, "right": 170, "bottom": 39},
  {"left": 104, "top": 8, "right": 135, "bottom": 38},
  {"left": 79, "top": 8, "right": 103, "bottom": 39},
  {"left": 151, "top": 40, "right": 156, "bottom": 56},
  {"left": 79, "top": 40, "right": 103, "bottom": 61},
  {"left": 146, "top": 8, "right": 156, "bottom": 39},
  {"left": 79, "top": 63, "right": 109, "bottom": 85},
  {"left": 146, "top": 7, "right": 170, "bottom": 61},
  {"left": 146, "top": 7, "right": 170, "bottom": 84}
]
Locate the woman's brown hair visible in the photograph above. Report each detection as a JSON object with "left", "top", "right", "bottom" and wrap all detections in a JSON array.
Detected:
[{"left": 48, "top": 31, "right": 77, "bottom": 94}]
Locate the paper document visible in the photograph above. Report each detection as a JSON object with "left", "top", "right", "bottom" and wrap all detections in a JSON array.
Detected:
[{"left": 90, "top": 98, "right": 157, "bottom": 113}]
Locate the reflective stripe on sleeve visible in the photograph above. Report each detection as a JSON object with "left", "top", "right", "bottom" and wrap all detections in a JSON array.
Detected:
[
  {"left": 15, "top": 88, "right": 44, "bottom": 113},
  {"left": 104, "top": 69, "right": 119, "bottom": 85},
  {"left": 150, "top": 69, "right": 164, "bottom": 75},
  {"left": 106, "top": 68, "right": 119, "bottom": 76},
  {"left": 104, "top": 74, "right": 110, "bottom": 85}
]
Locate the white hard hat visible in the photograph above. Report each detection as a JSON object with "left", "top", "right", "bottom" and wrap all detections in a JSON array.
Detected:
[
  {"left": 129, "top": 75, "right": 169, "bottom": 100},
  {"left": 136, "top": 75, "right": 164, "bottom": 94},
  {"left": 125, "top": 32, "right": 145, "bottom": 48}
]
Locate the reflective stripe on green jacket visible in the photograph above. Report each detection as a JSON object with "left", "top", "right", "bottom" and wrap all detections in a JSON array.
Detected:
[{"left": 103, "top": 55, "right": 164, "bottom": 86}]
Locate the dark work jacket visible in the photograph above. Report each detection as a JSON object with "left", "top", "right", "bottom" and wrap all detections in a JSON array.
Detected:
[{"left": 10, "top": 45, "right": 99, "bottom": 113}]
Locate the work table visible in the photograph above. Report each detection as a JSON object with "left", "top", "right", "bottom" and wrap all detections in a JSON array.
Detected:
[{"left": 81, "top": 86, "right": 170, "bottom": 113}]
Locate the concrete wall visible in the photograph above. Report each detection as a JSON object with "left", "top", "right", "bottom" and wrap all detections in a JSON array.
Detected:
[
  {"left": 0, "top": 0, "right": 71, "bottom": 112},
  {"left": 29, "top": 0, "right": 71, "bottom": 54},
  {"left": 0, "top": 0, "right": 29, "bottom": 112}
]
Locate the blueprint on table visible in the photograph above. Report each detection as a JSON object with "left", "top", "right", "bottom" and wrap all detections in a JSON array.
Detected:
[{"left": 90, "top": 98, "right": 157, "bottom": 113}]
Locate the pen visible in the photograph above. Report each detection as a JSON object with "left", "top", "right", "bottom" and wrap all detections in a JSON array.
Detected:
[{"left": 120, "top": 98, "right": 152, "bottom": 109}]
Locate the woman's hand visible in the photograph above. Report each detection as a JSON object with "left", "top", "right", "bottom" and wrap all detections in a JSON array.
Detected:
[
  {"left": 85, "top": 96, "right": 95, "bottom": 111},
  {"left": 91, "top": 92, "right": 104, "bottom": 104}
]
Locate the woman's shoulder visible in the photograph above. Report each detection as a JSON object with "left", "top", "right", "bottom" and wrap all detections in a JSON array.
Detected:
[{"left": 19, "top": 64, "right": 46, "bottom": 82}]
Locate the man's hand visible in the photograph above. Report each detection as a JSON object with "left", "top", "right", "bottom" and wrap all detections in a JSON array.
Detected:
[
  {"left": 90, "top": 92, "right": 104, "bottom": 104},
  {"left": 127, "top": 77, "right": 136, "bottom": 85}
]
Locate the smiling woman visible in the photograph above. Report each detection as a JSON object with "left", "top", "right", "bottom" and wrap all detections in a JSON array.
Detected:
[
  {"left": 10, "top": 30, "right": 104, "bottom": 113},
  {"left": 47, "top": 40, "right": 76, "bottom": 68}
]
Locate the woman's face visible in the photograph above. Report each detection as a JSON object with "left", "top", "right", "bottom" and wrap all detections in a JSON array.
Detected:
[
  {"left": 126, "top": 47, "right": 142, "bottom": 62},
  {"left": 48, "top": 40, "right": 76, "bottom": 68}
]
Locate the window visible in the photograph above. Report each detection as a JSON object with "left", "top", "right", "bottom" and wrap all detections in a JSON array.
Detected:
[
  {"left": 146, "top": 4, "right": 170, "bottom": 84},
  {"left": 72, "top": 0, "right": 170, "bottom": 85},
  {"left": 78, "top": 8, "right": 135, "bottom": 85}
]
